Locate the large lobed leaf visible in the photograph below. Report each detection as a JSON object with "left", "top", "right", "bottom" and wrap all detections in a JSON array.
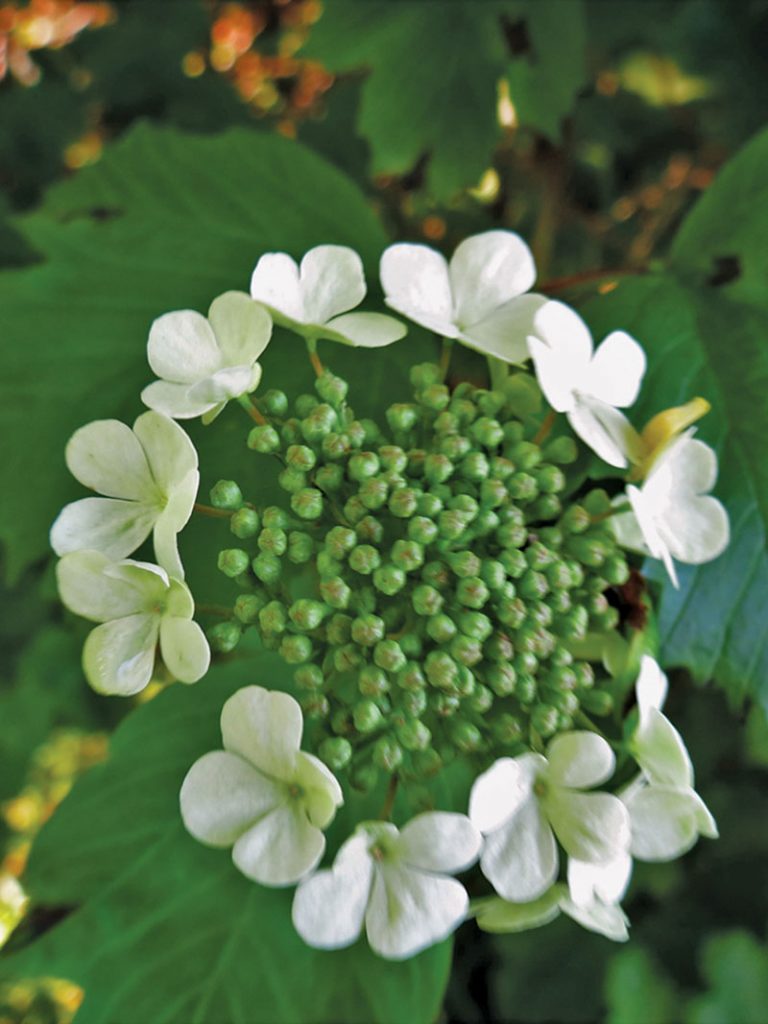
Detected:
[{"left": 2, "top": 652, "right": 452, "bottom": 1024}]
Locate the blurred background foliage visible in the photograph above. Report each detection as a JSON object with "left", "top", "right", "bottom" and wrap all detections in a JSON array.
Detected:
[{"left": 1, "top": 0, "right": 768, "bottom": 1021}]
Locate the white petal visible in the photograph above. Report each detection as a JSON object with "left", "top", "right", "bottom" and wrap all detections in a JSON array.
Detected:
[
  {"left": 366, "top": 863, "right": 468, "bottom": 960},
  {"left": 458, "top": 293, "right": 548, "bottom": 363},
  {"left": 56, "top": 550, "right": 152, "bottom": 621},
  {"left": 323, "top": 311, "right": 407, "bottom": 347},
  {"left": 560, "top": 897, "right": 630, "bottom": 942},
  {"left": 626, "top": 785, "right": 715, "bottom": 861},
  {"left": 292, "top": 833, "right": 373, "bottom": 950},
  {"left": 105, "top": 558, "right": 170, "bottom": 597},
  {"left": 159, "top": 616, "right": 210, "bottom": 683},
  {"left": 250, "top": 252, "right": 304, "bottom": 321},
  {"left": 148, "top": 310, "right": 222, "bottom": 383},
  {"left": 141, "top": 380, "right": 217, "bottom": 420},
  {"left": 610, "top": 506, "right": 649, "bottom": 556},
  {"left": 450, "top": 231, "right": 536, "bottom": 327},
  {"left": 546, "top": 790, "right": 630, "bottom": 863},
  {"left": 82, "top": 613, "right": 158, "bottom": 695},
  {"left": 400, "top": 812, "right": 482, "bottom": 874},
  {"left": 220, "top": 686, "right": 302, "bottom": 781},
  {"left": 546, "top": 732, "right": 616, "bottom": 789},
  {"left": 660, "top": 494, "right": 730, "bottom": 566},
  {"left": 300, "top": 245, "right": 367, "bottom": 324},
  {"left": 527, "top": 335, "right": 577, "bottom": 413},
  {"left": 567, "top": 401, "right": 633, "bottom": 468},
  {"left": 50, "top": 498, "right": 156, "bottom": 561},
  {"left": 567, "top": 854, "right": 632, "bottom": 906},
  {"left": 132, "top": 411, "right": 198, "bottom": 491},
  {"left": 208, "top": 290, "right": 272, "bottom": 367},
  {"left": 233, "top": 803, "right": 324, "bottom": 886},
  {"left": 530, "top": 300, "right": 593, "bottom": 375},
  {"left": 152, "top": 468, "right": 199, "bottom": 579},
  {"left": 180, "top": 750, "right": 282, "bottom": 846},
  {"left": 586, "top": 331, "right": 646, "bottom": 408},
  {"left": 635, "top": 655, "right": 668, "bottom": 717},
  {"left": 635, "top": 707, "right": 694, "bottom": 789},
  {"left": 294, "top": 751, "right": 343, "bottom": 829},
  {"left": 653, "top": 434, "right": 719, "bottom": 495},
  {"left": 469, "top": 754, "right": 542, "bottom": 833},
  {"left": 65, "top": 419, "right": 154, "bottom": 500},
  {"left": 480, "top": 796, "right": 558, "bottom": 902},
  {"left": 188, "top": 365, "right": 260, "bottom": 404},
  {"left": 380, "top": 243, "right": 454, "bottom": 333},
  {"left": 475, "top": 888, "right": 565, "bottom": 934}
]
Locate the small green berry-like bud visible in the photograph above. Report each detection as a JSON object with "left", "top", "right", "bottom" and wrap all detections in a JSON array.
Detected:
[
  {"left": 457, "top": 610, "right": 493, "bottom": 641},
  {"left": 389, "top": 487, "right": 420, "bottom": 519},
  {"left": 289, "top": 599, "right": 327, "bottom": 631},
  {"left": 566, "top": 535, "right": 611, "bottom": 568},
  {"left": 417, "top": 492, "right": 444, "bottom": 518},
  {"left": 279, "top": 634, "right": 313, "bottom": 664},
  {"left": 379, "top": 445, "right": 408, "bottom": 472},
  {"left": 507, "top": 472, "right": 539, "bottom": 502},
  {"left": 373, "top": 564, "right": 407, "bottom": 595},
  {"left": 410, "top": 362, "right": 442, "bottom": 389},
  {"left": 315, "top": 465, "right": 344, "bottom": 493},
  {"left": 334, "top": 644, "right": 363, "bottom": 672},
  {"left": 470, "top": 417, "right": 505, "bottom": 449},
  {"left": 374, "top": 639, "right": 406, "bottom": 673},
  {"left": 534, "top": 464, "right": 566, "bottom": 494},
  {"left": 295, "top": 664, "right": 324, "bottom": 690},
  {"left": 497, "top": 521, "right": 528, "bottom": 549},
  {"left": 461, "top": 452, "right": 490, "bottom": 482},
  {"left": 386, "top": 403, "right": 419, "bottom": 433},
  {"left": 518, "top": 570, "right": 549, "bottom": 600},
  {"left": 456, "top": 576, "right": 490, "bottom": 609},
  {"left": 319, "top": 576, "right": 352, "bottom": 610},
  {"left": 493, "top": 714, "right": 523, "bottom": 745},
  {"left": 281, "top": 418, "right": 303, "bottom": 445},
  {"left": 210, "top": 479, "right": 243, "bottom": 510},
  {"left": 247, "top": 424, "right": 281, "bottom": 453},
  {"left": 217, "top": 548, "right": 250, "bottom": 578},
  {"left": 526, "top": 542, "right": 556, "bottom": 570},
  {"left": 351, "top": 613, "right": 385, "bottom": 647},
  {"left": 499, "top": 549, "right": 527, "bottom": 578},
  {"left": 356, "top": 515, "right": 384, "bottom": 545},
  {"left": 397, "top": 719, "right": 432, "bottom": 751},
  {"left": 391, "top": 539, "right": 424, "bottom": 573},
  {"left": 349, "top": 544, "right": 381, "bottom": 575},
  {"left": 449, "top": 719, "right": 483, "bottom": 752},
  {"left": 234, "top": 593, "right": 266, "bottom": 624},
  {"left": 207, "top": 621, "right": 242, "bottom": 653},
  {"left": 560, "top": 504, "right": 591, "bottom": 534},
  {"left": 419, "top": 383, "right": 450, "bottom": 412},
  {"left": 407, "top": 515, "right": 438, "bottom": 545},
  {"left": 425, "top": 651, "right": 459, "bottom": 690},
  {"left": 258, "top": 527, "right": 288, "bottom": 556},
  {"left": 261, "top": 388, "right": 288, "bottom": 417},
  {"left": 542, "top": 436, "right": 578, "bottom": 464},
  {"left": 278, "top": 467, "right": 308, "bottom": 494},
  {"left": 315, "top": 370, "right": 349, "bottom": 405},
  {"left": 348, "top": 451, "right": 380, "bottom": 482},
  {"left": 295, "top": 394, "right": 319, "bottom": 417},
  {"left": 481, "top": 559, "right": 506, "bottom": 591},
  {"left": 447, "top": 551, "right": 481, "bottom": 578},
  {"left": 252, "top": 552, "right": 281, "bottom": 584},
  {"left": 397, "top": 662, "right": 426, "bottom": 692},
  {"left": 286, "top": 444, "right": 317, "bottom": 471},
  {"left": 316, "top": 551, "right": 342, "bottom": 579},
  {"left": 358, "top": 478, "right": 389, "bottom": 511},
  {"left": 438, "top": 509, "right": 471, "bottom": 540},
  {"left": 450, "top": 634, "right": 483, "bottom": 667},
  {"left": 321, "top": 432, "right": 350, "bottom": 461},
  {"left": 498, "top": 597, "right": 527, "bottom": 630},
  {"left": 319, "top": 737, "right": 352, "bottom": 771},
  {"left": 426, "top": 614, "right": 457, "bottom": 644},
  {"left": 373, "top": 736, "right": 403, "bottom": 772},
  {"left": 291, "top": 487, "right": 324, "bottom": 521},
  {"left": 324, "top": 613, "right": 351, "bottom": 647},
  {"left": 358, "top": 665, "right": 389, "bottom": 697},
  {"left": 469, "top": 684, "right": 494, "bottom": 714},
  {"left": 301, "top": 693, "right": 330, "bottom": 720},
  {"left": 439, "top": 434, "right": 472, "bottom": 462},
  {"left": 581, "top": 690, "right": 614, "bottom": 716},
  {"left": 603, "top": 554, "right": 630, "bottom": 586},
  {"left": 531, "top": 704, "right": 559, "bottom": 738},
  {"left": 400, "top": 633, "right": 423, "bottom": 658},
  {"left": 487, "top": 663, "right": 517, "bottom": 697},
  {"left": 325, "top": 526, "right": 357, "bottom": 560},
  {"left": 301, "top": 404, "right": 338, "bottom": 442},
  {"left": 424, "top": 453, "right": 453, "bottom": 485},
  {"left": 480, "top": 478, "right": 507, "bottom": 509},
  {"left": 555, "top": 606, "right": 589, "bottom": 641},
  {"left": 434, "top": 694, "right": 461, "bottom": 718},
  {"left": 288, "top": 531, "right": 314, "bottom": 564},
  {"left": 412, "top": 584, "right": 443, "bottom": 617},
  {"left": 353, "top": 699, "right": 383, "bottom": 733},
  {"left": 485, "top": 631, "right": 514, "bottom": 661},
  {"left": 230, "top": 507, "right": 260, "bottom": 539},
  {"left": 259, "top": 600, "right": 287, "bottom": 634}
]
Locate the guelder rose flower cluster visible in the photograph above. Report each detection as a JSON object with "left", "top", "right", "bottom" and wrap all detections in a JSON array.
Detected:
[{"left": 50, "top": 230, "right": 728, "bottom": 961}]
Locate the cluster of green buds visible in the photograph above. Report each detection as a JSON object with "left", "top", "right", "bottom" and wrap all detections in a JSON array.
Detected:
[{"left": 209, "top": 363, "right": 630, "bottom": 792}]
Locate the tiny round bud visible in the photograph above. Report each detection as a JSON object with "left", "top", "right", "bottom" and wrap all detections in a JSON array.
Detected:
[
  {"left": 379, "top": 445, "right": 408, "bottom": 472},
  {"left": 518, "top": 570, "right": 549, "bottom": 600},
  {"left": 316, "top": 551, "right": 342, "bottom": 579},
  {"left": 315, "top": 465, "right": 344, "bottom": 493},
  {"left": 315, "top": 370, "right": 349, "bottom": 405},
  {"left": 397, "top": 719, "right": 432, "bottom": 751},
  {"left": 406, "top": 515, "right": 437, "bottom": 545},
  {"left": 410, "top": 362, "right": 442, "bottom": 389},
  {"left": 322, "top": 432, "right": 351, "bottom": 461},
  {"left": 391, "top": 539, "right": 424, "bottom": 573},
  {"left": 291, "top": 487, "right": 324, "bottom": 520},
  {"left": 325, "top": 526, "right": 357, "bottom": 560},
  {"left": 289, "top": 599, "right": 327, "bottom": 631},
  {"left": 279, "top": 634, "right": 313, "bottom": 664},
  {"left": 534, "top": 464, "right": 566, "bottom": 494},
  {"left": 359, "top": 665, "right": 389, "bottom": 697},
  {"left": 319, "top": 737, "right": 352, "bottom": 771},
  {"left": 346, "top": 421, "right": 368, "bottom": 448},
  {"left": 497, "top": 521, "right": 528, "bottom": 549},
  {"left": 334, "top": 644, "right": 363, "bottom": 672},
  {"left": 351, "top": 613, "right": 385, "bottom": 647},
  {"left": 424, "top": 453, "right": 453, "bottom": 485},
  {"left": 492, "top": 714, "right": 523, "bottom": 745},
  {"left": 295, "top": 664, "right": 324, "bottom": 690},
  {"left": 498, "top": 597, "right": 527, "bottom": 629},
  {"left": 447, "top": 551, "right": 481, "bottom": 578},
  {"left": 288, "top": 531, "right": 314, "bottom": 564},
  {"left": 301, "top": 404, "right": 338, "bottom": 442},
  {"left": 457, "top": 610, "right": 493, "bottom": 641},
  {"left": 319, "top": 576, "right": 352, "bottom": 610},
  {"left": 261, "top": 389, "right": 288, "bottom": 416},
  {"left": 386, "top": 403, "right": 419, "bottom": 433},
  {"left": 326, "top": 613, "right": 352, "bottom": 646},
  {"left": 425, "top": 651, "right": 459, "bottom": 690},
  {"left": 348, "top": 451, "right": 381, "bottom": 482},
  {"left": 359, "top": 478, "right": 389, "bottom": 511},
  {"left": 349, "top": 544, "right": 381, "bottom": 575},
  {"left": 449, "top": 719, "right": 483, "bottom": 752},
  {"left": 560, "top": 504, "right": 591, "bottom": 534},
  {"left": 397, "top": 662, "right": 426, "bottom": 692},
  {"left": 230, "top": 507, "right": 260, "bottom": 539},
  {"left": 468, "top": 684, "right": 494, "bottom": 714},
  {"left": 419, "top": 383, "right": 450, "bottom": 412},
  {"left": 434, "top": 694, "right": 461, "bottom": 717},
  {"left": 487, "top": 663, "right": 517, "bottom": 697},
  {"left": 426, "top": 614, "right": 457, "bottom": 644},
  {"left": 450, "top": 634, "right": 483, "bottom": 667},
  {"left": 470, "top": 417, "right": 505, "bottom": 449},
  {"left": 281, "top": 418, "right": 303, "bottom": 445},
  {"left": 389, "top": 487, "right": 420, "bottom": 518},
  {"left": 247, "top": 424, "right": 281, "bottom": 453},
  {"left": 481, "top": 559, "right": 506, "bottom": 591},
  {"left": 258, "top": 527, "right": 288, "bottom": 556},
  {"left": 286, "top": 444, "right": 317, "bottom": 472},
  {"left": 456, "top": 576, "right": 490, "bottom": 609},
  {"left": 412, "top": 584, "right": 443, "bottom": 617},
  {"left": 603, "top": 554, "right": 630, "bottom": 586},
  {"left": 581, "top": 690, "right": 614, "bottom": 715},
  {"left": 217, "top": 548, "right": 249, "bottom": 578},
  {"left": 373, "top": 736, "right": 403, "bottom": 772},
  {"left": 543, "top": 436, "right": 578, "bottom": 464},
  {"left": 356, "top": 515, "right": 384, "bottom": 545},
  {"left": 480, "top": 478, "right": 507, "bottom": 508},
  {"left": 207, "top": 621, "right": 242, "bottom": 653},
  {"left": 499, "top": 548, "right": 527, "bottom": 578},
  {"left": 259, "top": 600, "right": 287, "bottom": 634},
  {"left": 373, "top": 564, "right": 407, "bottom": 595},
  {"left": 484, "top": 631, "right": 514, "bottom": 662},
  {"left": 210, "top": 479, "right": 243, "bottom": 510},
  {"left": 301, "top": 694, "right": 330, "bottom": 720},
  {"left": 234, "top": 593, "right": 266, "bottom": 624},
  {"left": 507, "top": 472, "right": 538, "bottom": 502},
  {"left": 374, "top": 639, "right": 407, "bottom": 673},
  {"left": 531, "top": 704, "right": 559, "bottom": 738},
  {"left": 278, "top": 467, "right": 307, "bottom": 494},
  {"left": 353, "top": 699, "right": 383, "bottom": 733},
  {"left": 295, "top": 394, "right": 319, "bottom": 417}
]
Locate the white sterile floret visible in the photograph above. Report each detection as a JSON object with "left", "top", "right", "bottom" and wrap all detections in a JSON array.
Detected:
[
  {"left": 611, "top": 433, "right": 729, "bottom": 588},
  {"left": 621, "top": 656, "right": 718, "bottom": 861},
  {"left": 380, "top": 230, "right": 547, "bottom": 363},
  {"left": 56, "top": 551, "right": 209, "bottom": 695},
  {"left": 142, "top": 291, "right": 272, "bottom": 422},
  {"left": 250, "top": 244, "right": 405, "bottom": 348},
  {"left": 181, "top": 686, "right": 343, "bottom": 887},
  {"left": 292, "top": 812, "right": 481, "bottom": 960},
  {"left": 50, "top": 412, "right": 198, "bottom": 580},
  {"left": 527, "top": 300, "right": 646, "bottom": 468},
  {"left": 469, "top": 731, "right": 629, "bottom": 902}
]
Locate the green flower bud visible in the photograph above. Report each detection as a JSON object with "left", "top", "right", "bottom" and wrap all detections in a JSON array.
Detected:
[
  {"left": 518, "top": 570, "right": 549, "bottom": 600},
  {"left": 583, "top": 488, "right": 612, "bottom": 516},
  {"left": 469, "top": 684, "right": 494, "bottom": 714},
  {"left": 295, "top": 394, "right": 319, "bottom": 418},
  {"left": 207, "top": 620, "right": 242, "bottom": 653},
  {"left": 230, "top": 507, "right": 260, "bottom": 539},
  {"left": 416, "top": 492, "right": 442, "bottom": 518},
  {"left": 353, "top": 699, "right": 383, "bottom": 734},
  {"left": 321, "top": 432, "right": 350, "bottom": 461},
  {"left": 534, "top": 464, "right": 566, "bottom": 494},
  {"left": 400, "top": 633, "right": 423, "bottom": 658},
  {"left": 499, "top": 548, "right": 527, "bottom": 578},
  {"left": 542, "top": 436, "right": 578, "bottom": 464},
  {"left": 386, "top": 403, "right": 419, "bottom": 433},
  {"left": 449, "top": 719, "right": 483, "bottom": 752},
  {"left": 314, "top": 369, "right": 349, "bottom": 405},
  {"left": 397, "top": 719, "right": 432, "bottom": 752},
  {"left": 497, "top": 521, "right": 528, "bottom": 549},
  {"left": 450, "top": 398, "right": 477, "bottom": 426},
  {"left": 313, "top": 465, "right": 342, "bottom": 493},
  {"left": 316, "top": 551, "right": 342, "bottom": 578},
  {"left": 425, "top": 651, "right": 459, "bottom": 690},
  {"left": 391, "top": 539, "right": 424, "bottom": 573},
  {"left": 434, "top": 694, "right": 461, "bottom": 717},
  {"left": 470, "top": 417, "right": 505, "bottom": 449},
  {"left": 374, "top": 639, "right": 407, "bottom": 673},
  {"left": 346, "top": 421, "right": 368, "bottom": 448},
  {"left": 479, "top": 478, "right": 507, "bottom": 509},
  {"left": 456, "top": 610, "right": 492, "bottom": 642},
  {"left": 258, "top": 600, "right": 287, "bottom": 634},
  {"left": 460, "top": 452, "right": 489, "bottom": 482},
  {"left": 426, "top": 614, "right": 457, "bottom": 644},
  {"left": 450, "top": 634, "right": 483, "bottom": 667},
  {"left": 548, "top": 665, "right": 578, "bottom": 692},
  {"left": 560, "top": 504, "right": 591, "bottom": 534},
  {"left": 279, "top": 634, "right": 313, "bottom": 664},
  {"left": 524, "top": 542, "right": 554, "bottom": 571},
  {"left": 412, "top": 748, "right": 443, "bottom": 778},
  {"left": 581, "top": 690, "right": 614, "bottom": 716},
  {"left": 373, "top": 736, "right": 403, "bottom": 772},
  {"left": 603, "top": 554, "right": 630, "bottom": 586},
  {"left": 258, "top": 527, "right": 288, "bottom": 556},
  {"left": 301, "top": 404, "right": 338, "bottom": 442},
  {"left": 531, "top": 703, "right": 559, "bottom": 738},
  {"left": 506, "top": 440, "right": 541, "bottom": 470},
  {"left": 359, "top": 665, "right": 389, "bottom": 698},
  {"left": 259, "top": 388, "right": 287, "bottom": 417},
  {"left": 400, "top": 689, "right": 428, "bottom": 719},
  {"left": 437, "top": 509, "right": 470, "bottom": 540},
  {"left": 410, "top": 362, "right": 442, "bottom": 389},
  {"left": 289, "top": 599, "right": 327, "bottom": 631},
  {"left": 334, "top": 644, "right": 363, "bottom": 672},
  {"left": 373, "top": 564, "right": 407, "bottom": 596},
  {"left": 555, "top": 606, "right": 589, "bottom": 641},
  {"left": 356, "top": 515, "right": 384, "bottom": 545},
  {"left": 278, "top": 467, "right": 307, "bottom": 494},
  {"left": 291, "top": 487, "right": 324, "bottom": 520},
  {"left": 479, "top": 560, "right": 505, "bottom": 592},
  {"left": 358, "top": 478, "right": 389, "bottom": 511},
  {"left": 397, "top": 662, "right": 426, "bottom": 692},
  {"left": 404, "top": 516, "right": 436, "bottom": 546},
  {"left": 389, "top": 487, "right": 420, "bottom": 519},
  {"left": 446, "top": 551, "right": 480, "bottom": 579},
  {"left": 456, "top": 576, "right": 490, "bottom": 609},
  {"left": 484, "top": 632, "right": 513, "bottom": 662},
  {"left": 247, "top": 424, "right": 281, "bottom": 453},
  {"left": 217, "top": 548, "right": 249, "bottom": 578},
  {"left": 287, "top": 531, "right": 314, "bottom": 564},
  {"left": 233, "top": 593, "right": 265, "bottom": 624},
  {"left": 295, "top": 664, "right": 324, "bottom": 690},
  {"left": 319, "top": 736, "right": 352, "bottom": 771},
  {"left": 487, "top": 663, "right": 517, "bottom": 697},
  {"left": 498, "top": 597, "right": 526, "bottom": 629},
  {"left": 527, "top": 494, "right": 563, "bottom": 521},
  {"left": 322, "top": 526, "right": 354, "bottom": 560},
  {"left": 349, "top": 544, "right": 381, "bottom": 575},
  {"left": 326, "top": 613, "right": 352, "bottom": 646},
  {"left": 347, "top": 451, "right": 379, "bottom": 482},
  {"left": 301, "top": 693, "right": 330, "bottom": 720},
  {"left": 284, "top": 444, "right": 315, "bottom": 472},
  {"left": 515, "top": 673, "right": 537, "bottom": 704},
  {"left": 492, "top": 714, "right": 523, "bottom": 745},
  {"left": 507, "top": 472, "right": 539, "bottom": 502},
  {"left": 377, "top": 445, "right": 405, "bottom": 472},
  {"left": 477, "top": 390, "right": 507, "bottom": 417},
  {"left": 351, "top": 613, "right": 385, "bottom": 647},
  {"left": 566, "top": 535, "right": 613, "bottom": 568},
  {"left": 418, "top": 383, "right": 450, "bottom": 412},
  {"left": 423, "top": 453, "right": 452, "bottom": 486},
  {"left": 421, "top": 561, "right": 450, "bottom": 590},
  {"left": 573, "top": 662, "right": 595, "bottom": 689},
  {"left": 319, "top": 576, "right": 352, "bottom": 610},
  {"left": 528, "top": 601, "right": 554, "bottom": 628},
  {"left": 439, "top": 434, "right": 472, "bottom": 461},
  {"left": 210, "top": 479, "right": 243, "bottom": 510},
  {"left": 412, "top": 584, "right": 443, "bottom": 617}
]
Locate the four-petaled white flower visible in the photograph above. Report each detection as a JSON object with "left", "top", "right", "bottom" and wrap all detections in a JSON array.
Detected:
[
  {"left": 292, "top": 812, "right": 481, "bottom": 960},
  {"left": 50, "top": 411, "right": 198, "bottom": 580},
  {"left": 250, "top": 244, "right": 405, "bottom": 348},
  {"left": 469, "top": 732, "right": 630, "bottom": 902},
  {"left": 142, "top": 291, "right": 272, "bottom": 422},
  {"left": 181, "top": 686, "right": 343, "bottom": 887},
  {"left": 622, "top": 656, "right": 718, "bottom": 861},
  {"left": 56, "top": 551, "right": 210, "bottom": 695},
  {"left": 527, "top": 300, "right": 646, "bottom": 468},
  {"left": 611, "top": 433, "right": 730, "bottom": 587},
  {"left": 380, "top": 230, "right": 547, "bottom": 364}
]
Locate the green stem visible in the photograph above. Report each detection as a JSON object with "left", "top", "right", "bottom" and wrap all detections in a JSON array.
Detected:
[
  {"left": 532, "top": 409, "right": 556, "bottom": 446},
  {"left": 439, "top": 338, "right": 453, "bottom": 381},
  {"left": 487, "top": 355, "right": 509, "bottom": 392},
  {"left": 237, "top": 394, "right": 267, "bottom": 425},
  {"left": 196, "top": 603, "right": 234, "bottom": 618},
  {"left": 193, "top": 503, "right": 232, "bottom": 519},
  {"left": 378, "top": 774, "right": 399, "bottom": 821},
  {"left": 306, "top": 337, "right": 324, "bottom": 378}
]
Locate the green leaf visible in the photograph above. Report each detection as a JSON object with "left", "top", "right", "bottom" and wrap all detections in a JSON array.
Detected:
[
  {"left": 302, "top": 0, "right": 509, "bottom": 200},
  {"left": 604, "top": 947, "right": 680, "bottom": 1024},
  {"left": 687, "top": 930, "right": 768, "bottom": 1024},
  {"left": 5, "top": 653, "right": 451, "bottom": 1024},
  {"left": 0, "top": 123, "right": 432, "bottom": 583}
]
